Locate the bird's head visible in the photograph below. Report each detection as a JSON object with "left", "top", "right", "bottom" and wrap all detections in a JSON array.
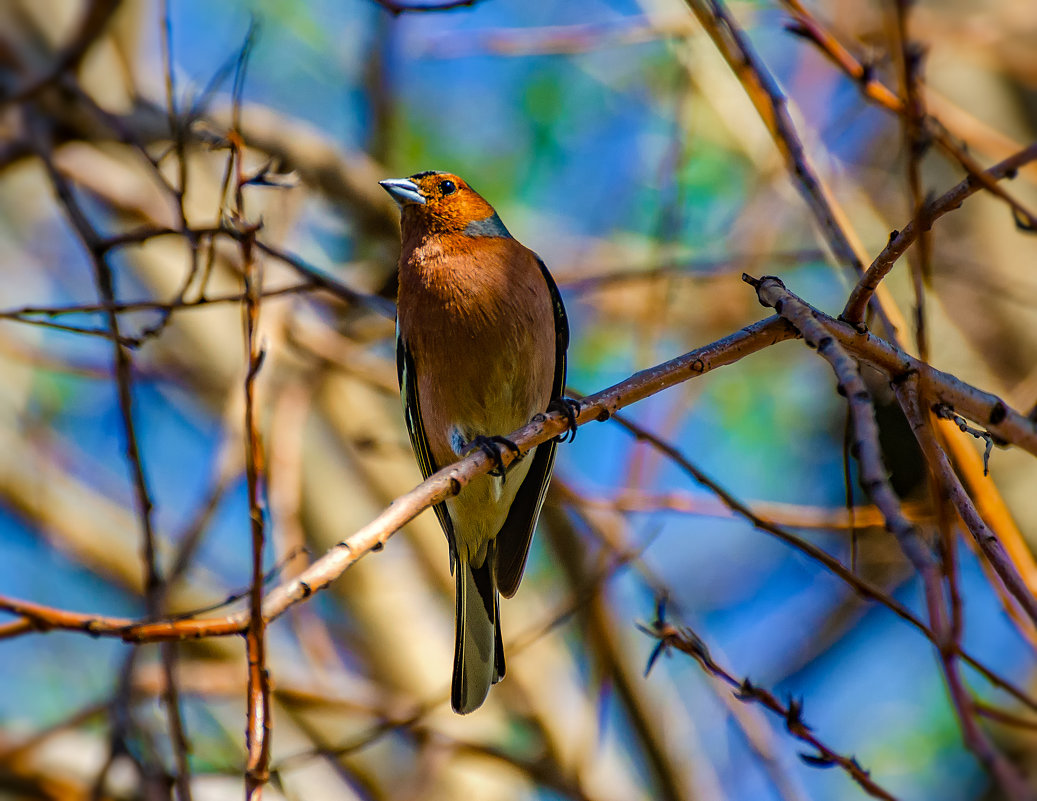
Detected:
[{"left": 379, "top": 171, "right": 510, "bottom": 239}]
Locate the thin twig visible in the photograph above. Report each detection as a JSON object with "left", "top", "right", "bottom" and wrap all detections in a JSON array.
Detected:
[
  {"left": 974, "top": 702, "right": 1037, "bottom": 731},
  {"left": 680, "top": 0, "right": 899, "bottom": 337},
  {"left": 892, "top": 0, "right": 931, "bottom": 361},
  {"left": 895, "top": 376, "right": 1032, "bottom": 801},
  {"left": 938, "top": 422, "right": 1037, "bottom": 641},
  {"left": 0, "top": 314, "right": 142, "bottom": 346},
  {"left": 136, "top": 0, "right": 200, "bottom": 348},
  {"left": 641, "top": 611, "right": 898, "bottom": 800},
  {"left": 843, "top": 142, "right": 1037, "bottom": 325},
  {"left": 32, "top": 120, "right": 162, "bottom": 600},
  {"left": 0, "top": 0, "right": 121, "bottom": 105},
  {"left": 602, "top": 412, "right": 1036, "bottom": 714},
  {"left": 897, "top": 380, "right": 1037, "bottom": 630},
  {"left": 780, "top": 0, "right": 1037, "bottom": 231},
  {"left": 575, "top": 487, "right": 932, "bottom": 529},
  {"left": 160, "top": 644, "right": 193, "bottom": 801},
  {"left": 369, "top": 0, "right": 489, "bottom": 13},
  {"left": 0, "top": 283, "right": 315, "bottom": 322},
  {"left": 224, "top": 59, "right": 274, "bottom": 797},
  {"left": 416, "top": 16, "right": 696, "bottom": 58}
]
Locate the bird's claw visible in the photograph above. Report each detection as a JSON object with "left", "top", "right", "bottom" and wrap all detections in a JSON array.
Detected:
[
  {"left": 548, "top": 397, "right": 581, "bottom": 443},
  {"left": 468, "top": 435, "right": 522, "bottom": 480}
]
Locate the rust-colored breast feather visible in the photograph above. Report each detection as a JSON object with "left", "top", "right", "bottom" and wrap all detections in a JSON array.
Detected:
[{"left": 397, "top": 233, "right": 555, "bottom": 468}]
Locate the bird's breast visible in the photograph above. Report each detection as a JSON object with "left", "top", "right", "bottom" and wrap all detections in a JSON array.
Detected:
[{"left": 397, "top": 235, "right": 555, "bottom": 460}]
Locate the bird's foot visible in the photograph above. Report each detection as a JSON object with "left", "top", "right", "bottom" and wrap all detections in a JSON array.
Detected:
[
  {"left": 548, "top": 397, "right": 581, "bottom": 443},
  {"left": 467, "top": 435, "right": 522, "bottom": 479}
]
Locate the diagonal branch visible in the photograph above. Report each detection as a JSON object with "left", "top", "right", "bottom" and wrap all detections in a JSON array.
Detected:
[
  {"left": 894, "top": 375, "right": 1032, "bottom": 801},
  {"left": 0, "top": 0, "right": 121, "bottom": 106},
  {"left": 2, "top": 303, "right": 1035, "bottom": 719},
  {"left": 31, "top": 117, "right": 162, "bottom": 601},
  {"left": 746, "top": 274, "right": 944, "bottom": 602},
  {"left": 0, "top": 315, "right": 793, "bottom": 643},
  {"left": 680, "top": 0, "right": 900, "bottom": 337},
  {"left": 369, "top": 0, "right": 489, "bottom": 12},
  {"left": 843, "top": 142, "right": 1037, "bottom": 325},
  {"left": 607, "top": 412, "right": 1037, "bottom": 713},
  {"left": 780, "top": 0, "right": 1037, "bottom": 231},
  {"left": 3, "top": 294, "right": 1036, "bottom": 641},
  {"left": 642, "top": 615, "right": 899, "bottom": 800},
  {"left": 896, "top": 377, "right": 1037, "bottom": 628}
]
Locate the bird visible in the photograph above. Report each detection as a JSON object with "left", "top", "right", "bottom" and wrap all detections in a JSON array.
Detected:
[{"left": 380, "top": 170, "right": 572, "bottom": 714}]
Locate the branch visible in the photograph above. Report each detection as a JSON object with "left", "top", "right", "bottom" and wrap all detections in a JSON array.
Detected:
[
  {"left": 842, "top": 142, "right": 1037, "bottom": 324},
  {"left": 0, "top": 315, "right": 793, "bottom": 642},
  {"left": 608, "top": 412, "right": 1037, "bottom": 714},
  {"left": 1, "top": 301, "right": 1030, "bottom": 708},
  {"left": 240, "top": 225, "right": 271, "bottom": 797},
  {"left": 896, "top": 378, "right": 1037, "bottom": 628},
  {"left": 680, "top": 0, "right": 899, "bottom": 336},
  {"left": 895, "top": 376, "right": 1032, "bottom": 801},
  {"left": 746, "top": 275, "right": 943, "bottom": 593},
  {"left": 0, "top": 283, "right": 315, "bottom": 320},
  {"left": 640, "top": 612, "right": 898, "bottom": 800},
  {"left": 415, "top": 16, "right": 696, "bottom": 58},
  {"left": 750, "top": 275, "right": 1033, "bottom": 800},
  {"left": 577, "top": 487, "right": 933, "bottom": 529},
  {"left": 3, "top": 283, "right": 1035, "bottom": 638},
  {"left": 31, "top": 116, "right": 162, "bottom": 602},
  {"left": 892, "top": 0, "right": 931, "bottom": 360},
  {"left": 0, "top": 0, "right": 121, "bottom": 106},
  {"left": 779, "top": 0, "right": 1037, "bottom": 231},
  {"left": 750, "top": 278, "right": 1037, "bottom": 458},
  {"left": 369, "top": 0, "right": 489, "bottom": 13}
]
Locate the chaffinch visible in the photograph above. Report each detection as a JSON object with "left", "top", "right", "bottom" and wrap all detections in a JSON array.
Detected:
[{"left": 380, "top": 171, "right": 570, "bottom": 714}]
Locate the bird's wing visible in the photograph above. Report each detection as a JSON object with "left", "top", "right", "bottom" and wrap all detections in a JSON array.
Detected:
[
  {"left": 397, "top": 328, "right": 457, "bottom": 566},
  {"left": 493, "top": 255, "right": 568, "bottom": 598}
]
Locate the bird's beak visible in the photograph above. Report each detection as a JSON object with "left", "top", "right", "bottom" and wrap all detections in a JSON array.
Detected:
[{"left": 379, "top": 178, "right": 426, "bottom": 206}]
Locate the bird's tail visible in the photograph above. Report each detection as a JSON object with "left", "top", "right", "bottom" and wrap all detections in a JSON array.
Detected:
[{"left": 452, "top": 555, "right": 505, "bottom": 714}]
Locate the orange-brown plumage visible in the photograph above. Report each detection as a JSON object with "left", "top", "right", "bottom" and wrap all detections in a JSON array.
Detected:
[
  {"left": 398, "top": 173, "right": 499, "bottom": 241},
  {"left": 398, "top": 234, "right": 554, "bottom": 477},
  {"left": 382, "top": 171, "right": 568, "bottom": 714}
]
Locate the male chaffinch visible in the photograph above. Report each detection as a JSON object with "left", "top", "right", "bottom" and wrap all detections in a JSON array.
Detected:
[{"left": 380, "top": 171, "right": 570, "bottom": 714}]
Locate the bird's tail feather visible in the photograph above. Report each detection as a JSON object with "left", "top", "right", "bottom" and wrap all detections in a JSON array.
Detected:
[{"left": 452, "top": 556, "right": 504, "bottom": 714}]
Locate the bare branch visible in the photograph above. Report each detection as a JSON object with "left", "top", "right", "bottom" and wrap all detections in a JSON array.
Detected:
[
  {"left": 641, "top": 614, "right": 899, "bottom": 800},
  {"left": 369, "top": 0, "right": 489, "bottom": 13},
  {"left": 680, "top": 0, "right": 900, "bottom": 337},
  {"left": 780, "top": 0, "right": 1037, "bottom": 230},
  {"left": 897, "top": 377, "right": 1037, "bottom": 629},
  {"left": 0, "top": 0, "right": 121, "bottom": 105},
  {"left": 843, "top": 143, "right": 1037, "bottom": 325}
]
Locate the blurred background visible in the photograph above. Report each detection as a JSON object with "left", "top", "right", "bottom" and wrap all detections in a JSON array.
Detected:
[{"left": 0, "top": 0, "right": 1036, "bottom": 799}]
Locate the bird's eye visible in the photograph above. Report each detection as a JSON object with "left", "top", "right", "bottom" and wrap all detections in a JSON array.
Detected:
[{"left": 439, "top": 180, "right": 457, "bottom": 196}]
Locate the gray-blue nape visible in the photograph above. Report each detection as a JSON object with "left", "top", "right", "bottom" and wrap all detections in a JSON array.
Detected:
[{"left": 463, "top": 213, "right": 512, "bottom": 239}]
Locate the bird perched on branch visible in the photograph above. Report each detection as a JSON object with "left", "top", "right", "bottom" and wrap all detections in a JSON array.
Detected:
[{"left": 381, "top": 171, "right": 572, "bottom": 713}]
